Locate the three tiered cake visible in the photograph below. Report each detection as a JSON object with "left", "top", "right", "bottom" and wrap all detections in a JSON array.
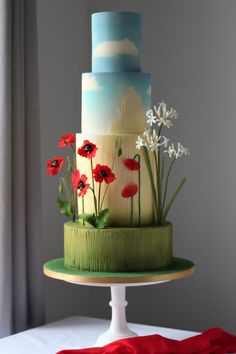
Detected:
[{"left": 64, "top": 11, "right": 173, "bottom": 272}]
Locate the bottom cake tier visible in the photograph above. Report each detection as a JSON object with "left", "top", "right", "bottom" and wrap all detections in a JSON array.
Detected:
[{"left": 64, "top": 222, "right": 173, "bottom": 272}]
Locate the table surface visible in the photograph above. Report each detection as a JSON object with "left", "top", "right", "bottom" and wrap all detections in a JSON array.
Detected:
[{"left": 0, "top": 316, "right": 199, "bottom": 354}]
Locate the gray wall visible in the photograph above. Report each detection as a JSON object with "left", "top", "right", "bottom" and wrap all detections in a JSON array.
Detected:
[{"left": 38, "top": 0, "right": 236, "bottom": 333}]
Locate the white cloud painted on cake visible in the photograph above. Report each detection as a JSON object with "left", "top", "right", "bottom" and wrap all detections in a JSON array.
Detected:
[
  {"left": 147, "top": 85, "right": 151, "bottom": 96},
  {"left": 93, "top": 38, "right": 138, "bottom": 57},
  {"left": 83, "top": 75, "right": 102, "bottom": 91}
]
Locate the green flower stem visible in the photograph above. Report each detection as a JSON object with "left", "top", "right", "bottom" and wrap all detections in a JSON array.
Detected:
[
  {"left": 112, "top": 137, "right": 120, "bottom": 169},
  {"left": 154, "top": 150, "right": 160, "bottom": 224},
  {"left": 98, "top": 182, "right": 102, "bottom": 213},
  {"left": 161, "top": 158, "right": 175, "bottom": 222},
  {"left": 138, "top": 168, "right": 141, "bottom": 226},
  {"left": 89, "top": 187, "right": 98, "bottom": 216},
  {"left": 133, "top": 153, "right": 141, "bottom": 226},
  {"left": 142, "top": 146, "right": 158, "bottom": 222},
  {"left": 61, "top": 171, "right": 71, "bottom": 205},
  {"left": 158, "top": 151, "right": 162, "bottom": 217},
  {"left": 161, "top": 177, "right": 186, "bottom": 223},
  {"left": 70, "top": 143, "right": 76, "bottom": 153},
  {"left": 130, "top": 196, "right": 134, "bottom": 227},
  {"left": 90, "top": 159, "right": 98, "bottom": 216},
  {"left": 100, "top": 186, "right": 108, "bottom": 211},
  {"left": 71, "top": 144, "right": 77, "bottom": 171},
  {"left": 73, "top": 190, "right": 76, "bottom": 222},
  {"left": 70, "top": 144, "right": 77, "bottom": 221},
  {"left": 100, "top": 140, "right": 119, "bottom": 210},
  {"left": 61, "top": 171, "right": 74, "bottom": 221},
  {"left": 59, "top": 177, "right": 64, "bottom": 194},
  {"left": 157, "top": 126, "right": 163, "bottom": 225},
  {"left": 82, "top": 196, "right": 85, "bottom": 225},
  {"left": 161, "top": 156, "right": 165, "bottom": 188}
]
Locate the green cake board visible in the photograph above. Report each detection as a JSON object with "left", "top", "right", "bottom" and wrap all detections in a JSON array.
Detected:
[{"left": 44, "top": 257, "right": 195, "bottom": 284}]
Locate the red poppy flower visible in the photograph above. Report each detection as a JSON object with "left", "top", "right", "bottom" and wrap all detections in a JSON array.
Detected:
[
  {"left": 71, "top": 170, "right": 90, "bottom": 197},
  {"left": 77, "top": 140, "right": 97, "bottom": 159},
  {"left": 58, "top": 133, "right": 75, "bottom": 148},
  {"left": 121, "top": 184, "right": 138, "bottom": 198},
  {"left": 92, "top": 164, "right": 116, "bottom": 184},
  {"left": 124, "top": 158, "right": 140, "bottom": 171},
  {"left": 46, "top": 157, "right": 65, "bottom": 176}
]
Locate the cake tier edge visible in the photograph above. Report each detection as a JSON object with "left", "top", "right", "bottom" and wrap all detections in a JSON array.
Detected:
[{"left": 64, "top": 222, "right": 173, "bottom": 272}]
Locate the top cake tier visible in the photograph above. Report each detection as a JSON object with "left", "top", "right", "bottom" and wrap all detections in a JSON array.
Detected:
[{"left": 92, "top": 12, "right": 141, "bottom": 72}]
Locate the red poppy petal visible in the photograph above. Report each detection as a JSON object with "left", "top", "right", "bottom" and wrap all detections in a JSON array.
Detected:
[
  {"left": 71, "top": 170, "right": 80, "bottom": 183},
  {"left": 80, "top": 174, "right": 88, "bottom": 183},
  {"left": 105, "top": 172, "right": 116, "bottom": 184},
  {"left": 46, "top": 168, "right": 58, "bottom": 176},
  {"left": 78, "top": 140, "right": 97, "bottom": 159},
  {"left": 59, "top": 133, "right": 75, "bottom": 148},
  {"left": 121, "top": 184, "right": 138, "bottom": 198},
  {"left": 124, "top": 158, "right": 140, "bottom": 171}
]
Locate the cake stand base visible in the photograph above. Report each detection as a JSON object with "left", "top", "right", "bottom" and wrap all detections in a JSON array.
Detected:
[
  {"left": 43, "top": 257, "right": 195, "bottom": 347},
  {"left": 95, "top": 286, "right": 137, "bottom": 346}
]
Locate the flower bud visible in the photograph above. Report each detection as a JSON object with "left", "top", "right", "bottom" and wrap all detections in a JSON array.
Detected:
[{"left": 67, "top": 156, "right": 73, "bottom": 172}]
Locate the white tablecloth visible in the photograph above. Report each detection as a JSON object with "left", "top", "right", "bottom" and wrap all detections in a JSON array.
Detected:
[{"left": 0, "top": 316, "right": 199, "bottom": 354}]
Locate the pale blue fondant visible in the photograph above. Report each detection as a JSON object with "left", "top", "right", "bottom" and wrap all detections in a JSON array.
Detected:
[
  {"left": 81, "top": 12, "right": 152, "bottom": 133},
  {"left": 92, "top": 12, "right": 141, "bottom": 72},
  {"left": 82, "top": 72, "right": 151, "bottom": 134}
]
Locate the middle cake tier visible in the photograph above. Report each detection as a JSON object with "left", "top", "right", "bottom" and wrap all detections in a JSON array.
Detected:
[
  {"left": 81, "top": 72, "right": 151, "bottom": 134},
  {"left": 76, "top": 133, "right": 154, "bottom": 226}
]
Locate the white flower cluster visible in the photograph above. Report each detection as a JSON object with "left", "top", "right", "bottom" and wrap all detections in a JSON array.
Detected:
[
  {"left": 164, "top": 142, "right": 190, "bottom": 159},
  {"left": 136, "top": 102, "right": 190, "bottom": 158},
  {"left": 146, "top": 101, "right": 178, "bottom": 128},
  {"left": 136, "top": 129, "right": 169, "bottom": 152}
]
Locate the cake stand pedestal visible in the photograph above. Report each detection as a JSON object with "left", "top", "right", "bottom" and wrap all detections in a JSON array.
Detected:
[{"left": 43, "top": 257, "right": 195, "bottom": 347}]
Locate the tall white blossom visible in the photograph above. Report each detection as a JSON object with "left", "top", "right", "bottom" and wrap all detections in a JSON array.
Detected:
[
  {"left": 152, "top": 101, "right": 178, "bottom": 128},
  {"left": 136, "top": 129, "right": 169, "bottom": 152},
  {"left": 162, "top": 136, "right": 170, "bottom": 148},
  {"left": 136, "top": 135, "right": 145, "bottom": 150},
  {"left": 146, "top": 109, "right": 157, "bottom": 126},
  {"left": 135, "top": 100, "right": 189, "bottom": 226},
  {"left": 164, "top": 142, "right": 190, "bottom": 159}
]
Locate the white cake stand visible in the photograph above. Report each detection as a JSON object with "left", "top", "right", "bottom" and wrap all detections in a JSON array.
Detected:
[{"left": 43, "top": 257, "right": 195, "bottom": 347}]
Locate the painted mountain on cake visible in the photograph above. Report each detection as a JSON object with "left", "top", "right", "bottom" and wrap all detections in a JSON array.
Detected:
[
  {"left": 110, "top": 86, "right": 147, "bottom": 133},
  {"left": 81, "top": 72, "right": 151, "bottom": 134}
]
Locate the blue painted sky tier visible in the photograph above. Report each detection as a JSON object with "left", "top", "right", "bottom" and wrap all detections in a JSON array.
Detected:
[
  {"left": 92, "top": 12, "right": 141, "bottom": 72},
  {"left": 82, "top": 72, "right": 151, "bottom": 134}
]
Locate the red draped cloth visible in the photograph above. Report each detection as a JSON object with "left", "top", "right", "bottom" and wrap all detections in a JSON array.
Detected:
[{"left": 56, "top": 328, "right": 236, "bottom": 354}]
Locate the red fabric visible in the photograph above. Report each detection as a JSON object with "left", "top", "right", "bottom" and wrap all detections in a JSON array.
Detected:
[{"left": 56, "top": 328, "right": 236, "bottom": 354}]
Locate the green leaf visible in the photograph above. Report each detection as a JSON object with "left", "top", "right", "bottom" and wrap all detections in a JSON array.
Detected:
[
  {"left": 79, "top": 213, "right": 96, "bottom": 227},
  {"left": 117, "top": 146, "right": 122, "bottom": 157},
  {"left": 160, "top": 156, "right": 165, "bottom": 188},
  {"left": 95, "top": 209, "right": 109, "bottom": 229},
  {"left": 67, "top": 156, "right": 73, "bottom": 172},
  {"left": 56, "top": 197, "right": 73, "bottom": 218},
  {"left": 78, "top": 210, "right": 109, "bottom": 229},
  {"left": 161, "top": 177, "right": 186, "bottom": 223},
  {"left": 142, "top": 146, "right": 158, "bottom": 219}
]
